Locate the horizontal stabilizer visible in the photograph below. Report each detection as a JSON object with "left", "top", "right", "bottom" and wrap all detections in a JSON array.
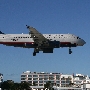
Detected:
[{"left": 0, "top": 31, "right": 4, "bottom": 34}]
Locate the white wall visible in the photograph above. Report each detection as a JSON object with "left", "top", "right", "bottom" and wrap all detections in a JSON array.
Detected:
[{"left": 83, "top": 83, "right": 90, "bottom": 89}]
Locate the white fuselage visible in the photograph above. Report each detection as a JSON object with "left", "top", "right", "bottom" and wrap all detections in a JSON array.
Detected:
[{"left": 0, "top": 33, "right": 85, "bottom": 48}]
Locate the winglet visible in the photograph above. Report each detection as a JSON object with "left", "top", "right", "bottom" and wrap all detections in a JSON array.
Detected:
[
  {"left": 0, "top": 31, "right": 4, "bottom": 34},
  {"left": 26, "top": 25, "right": 30, "bottom": 29}
]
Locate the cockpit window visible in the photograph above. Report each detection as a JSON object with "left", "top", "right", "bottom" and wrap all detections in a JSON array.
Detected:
[
  {"left": 77, "top": 37, "right": 79, "bottom": 39},
  {"left": 77, "top": 37, "right": 81, "bottom": 39}
]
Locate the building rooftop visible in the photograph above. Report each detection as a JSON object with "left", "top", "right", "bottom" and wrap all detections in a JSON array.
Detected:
[{"left": 22, "top": 71, "right": 61, "bottom": 74}]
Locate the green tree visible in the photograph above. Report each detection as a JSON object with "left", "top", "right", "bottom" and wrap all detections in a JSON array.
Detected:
[
  {"left": 20, "top": 82, "right": 30, "bottom": 90},
  {"left": 13, "top": 83, "right": 20, "bottom": 90},
  {"left": 44, "top": 81, "right": 53, "bottom": 90},
  {"left": 2, "top": 81, "right": 14, "bottom": 90},
  {"left": 1, "top": 81, "right": 30, "bottom": 90}
]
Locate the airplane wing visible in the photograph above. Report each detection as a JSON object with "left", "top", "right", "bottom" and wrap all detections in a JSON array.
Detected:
[
  {"left": 26, "top": 25, "right": 49, "bottom": 46},
  {"left": 26, "top": 25, "right": 60, "bottom": 56}
]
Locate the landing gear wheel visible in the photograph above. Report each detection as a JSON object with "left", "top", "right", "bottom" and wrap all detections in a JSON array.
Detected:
[
  {"left": 33, "top": 48, "right": 39, "bottom": 56},
  {"left": 69, "top": 48, "right": 72, "bottom": 54},
  {"left": 33, "top": 52, "right": 36, "bottom": 56},
  {"left": 69, "top": 50, "right": 72, "bottom": 54}
]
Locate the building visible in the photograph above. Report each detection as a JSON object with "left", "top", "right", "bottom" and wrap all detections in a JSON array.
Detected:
[
  {"left": 21, "top": 71, "right": 73, "bottom": 87},
  {"left": 21, "top": 71, "right": 61, "bottom": 86},
  {"left": 60, "top": 74, "right": 73, "bottom": 87},
  {"left": 21, "top": 71, "right": 90, "bottom": 90},
  {"left": 73, "top": 74, "right": 90, "bottom": 88},
  {"left": 0, "top": 73, "right": 3, "bottom": 88},
  {"left": 0, "top": 73, "right": 3, "bottom": 83}
]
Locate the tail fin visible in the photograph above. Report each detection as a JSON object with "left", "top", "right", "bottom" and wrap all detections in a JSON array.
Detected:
[{"left": 0, "top": 31, "right": 4, "bottom": 34}]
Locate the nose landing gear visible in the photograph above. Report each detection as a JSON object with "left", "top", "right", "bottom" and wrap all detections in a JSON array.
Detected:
[{"left": 69, "top": 47, "right": 72, "bottom": 54}]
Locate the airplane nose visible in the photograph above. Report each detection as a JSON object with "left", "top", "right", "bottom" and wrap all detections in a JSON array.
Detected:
[
  {"left": 83, "top": 40, "right": 86, "bottom": 44},
  {"left": 82, "top": 39, "right": 86, "bottom": 45},
  {"left": 77, "top": 39, "right": 86, "bottom": 46}
]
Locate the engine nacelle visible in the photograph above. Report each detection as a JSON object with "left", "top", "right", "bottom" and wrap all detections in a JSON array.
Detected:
[{"left": 48, "top": 41, "right": 60, "bottom": 48}]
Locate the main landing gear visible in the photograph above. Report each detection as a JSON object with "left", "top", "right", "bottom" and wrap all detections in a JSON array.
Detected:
[
  {"left": 33, "top": 52, "right": 36, "bottom": 56},
  {"left": 69, "top": 47, "right": 72, "bottom": 54},
  {"left": 33, "top": 48, "right": 39, "bottom": 56}
]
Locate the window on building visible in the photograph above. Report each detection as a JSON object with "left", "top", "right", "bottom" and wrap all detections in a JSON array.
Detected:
[
  {"left": 39, "top": 81, "right": 43, "bottom": 83},
  {"left": 49, "top": 77, "right": 54, "bottom": 80},
  {"left": 56, "top": 81, "right": 60, "bottom": 83},
  {"left": 57, "top": 84, "right": 60, "bottom": 87},
  {"left": 33, "top": 75, "right": 38, "bottom": 77},
  {"left": 39, "top": 84, "right": 43, "bottom": 86},
  {"left": 66, "top": 81, "right": 71, "bottom": 84},
  {"left": 28, "top": 78, "right": 32, "bottom": 80},
  {"left": 61, "top": 77, "right": 65, "bottom": 80},
  {"left": 33, "top": 81, "right": 38, "bottom": 84},
  {"left": 33, "top": 78, "right": 38, "bottom": 80},
  {"left": 39, "top": 78, "right": 43, "bottom": 80},
  {"left": 39, "top": 75, "right": 43, "bottom": 77},
  {"left": 21, "top": 75, "right": 26, "bottom": 77},
  {"left": 44, "top": 78, "right": 48, "bottom": 80},
  {"left": 61, "top": 81, "right": 65, "bottom": 83},
  {"left": 21, "top": 78, "right": 26, "bottom": 80},
  {"left": 28, "top": 75, "right": 32, "bottom": 77},
  {"left": 56, "top": 76, "right": 60, "bottom": 80},
  {"left": 28, "top": 81, "right": 32, "bottom": 84}
]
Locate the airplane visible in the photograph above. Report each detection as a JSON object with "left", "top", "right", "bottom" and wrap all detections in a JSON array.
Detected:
[{"left": 0, "top": 25, "right": 86, "bottom": 56}]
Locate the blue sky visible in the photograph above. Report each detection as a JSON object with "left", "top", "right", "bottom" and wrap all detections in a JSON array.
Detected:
[{"left": 0, "top": 0, "right": 90, "bottom": 82}]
